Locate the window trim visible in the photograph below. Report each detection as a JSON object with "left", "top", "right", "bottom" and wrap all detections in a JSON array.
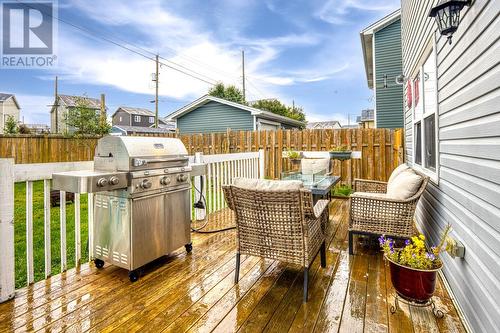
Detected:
[
  {"left": 134, "top": 115, "right": 141, "bottom": 123},
  {"left": 149, "top": 116, "right": 155, "bottom": 124},
  {"left": 411, "top": 38, "right": 440, "bottom": 184}
]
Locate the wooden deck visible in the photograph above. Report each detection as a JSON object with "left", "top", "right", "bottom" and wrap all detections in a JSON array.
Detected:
[{"left": 0, "top": 199, "right": 466, "bottom": 333}]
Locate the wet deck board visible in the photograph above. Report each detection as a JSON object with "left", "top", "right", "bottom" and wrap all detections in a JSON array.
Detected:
[{"left": 0, "top": 200, "right": 467, "bottom": 333}]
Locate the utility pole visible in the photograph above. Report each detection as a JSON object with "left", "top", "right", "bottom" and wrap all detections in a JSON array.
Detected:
[
  {"left": 292, "top": 100, "right": 295, "bottom": 112},
  {"left": 154, "top": 54, "right": 159, "bottom": 128},
  {"left": 241, "top": 50, "right": 246, "bottom": 102},
  {"left": 54, "top": 76, "right": 58, "bottom": 133},
  {"left": 100, "top": 94, "right": 106, "bottom": 127}
]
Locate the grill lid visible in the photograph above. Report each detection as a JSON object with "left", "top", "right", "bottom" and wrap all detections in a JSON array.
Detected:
[{"left": 94, "top": 136, "right": 188, "bottom": 171}]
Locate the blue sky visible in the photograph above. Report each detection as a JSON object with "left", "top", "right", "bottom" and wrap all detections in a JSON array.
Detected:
[{"left": 0, "top": 0, "right": 400, "bottom": 125}]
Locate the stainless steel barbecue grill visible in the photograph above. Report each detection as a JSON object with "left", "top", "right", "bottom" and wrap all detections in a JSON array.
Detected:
[{"left": 52, "top": 136, "right": 192, "bottom": 281}]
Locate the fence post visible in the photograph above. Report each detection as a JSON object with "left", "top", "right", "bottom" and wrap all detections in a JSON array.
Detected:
[
  {"left": 258, "top": 149, "right": 265, "bottom": 179},
  {"left": 0, "top": 159, "right": 15, "bottom": 302}
]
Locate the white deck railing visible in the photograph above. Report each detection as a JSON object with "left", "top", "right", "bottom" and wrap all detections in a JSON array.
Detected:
[{"left": 0, "top": 151, "right": 264, "bottom": 303}]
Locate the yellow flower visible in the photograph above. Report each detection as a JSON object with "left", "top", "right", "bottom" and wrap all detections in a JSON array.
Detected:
[{"left": 419, "top": 234, "right": 425, "bottom": 240}]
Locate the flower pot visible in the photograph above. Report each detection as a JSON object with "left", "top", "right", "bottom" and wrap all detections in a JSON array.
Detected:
[
  {"left": 386, "top": 256, "right": 442, "bottom": 303},
  {"left": 289, "top": 158, "right": 302, "bottom": 166},
  {"left": 329, "top": 151, "right": 352, "bottom": 160}
]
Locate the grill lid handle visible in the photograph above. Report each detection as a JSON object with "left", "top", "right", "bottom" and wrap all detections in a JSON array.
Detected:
[{"left": 132, "top": 157, "right": 188, "bottom": 167}]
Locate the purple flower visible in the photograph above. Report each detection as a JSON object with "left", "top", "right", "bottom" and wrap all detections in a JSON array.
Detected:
[
  {"left": 426, "top": 253, "right": 436, "bottom": 260},
  {"left": 378, "top": 235, "right": 385, "bottom": 246},
  {"left": 405, "top": 239, "right": 410, "bottom": 246}
]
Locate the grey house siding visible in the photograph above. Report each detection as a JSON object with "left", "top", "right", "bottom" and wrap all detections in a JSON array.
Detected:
[
  {"left": 112, "top": 111, "right": 131, "bottom": 126},
  {"left": 131, "top": 114, "right": 154, "bottom": 127},
  {"left": 402, "top": 1, "right": 500, "bottom": 332},
  {"left": 374, "top": 19, "right": 404, "bottom": 128},
  {"left": 177, "top": 101, "right": 253, "bottom": 134}
]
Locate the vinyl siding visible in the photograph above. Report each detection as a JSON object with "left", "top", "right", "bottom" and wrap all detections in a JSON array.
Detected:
[
  {"left": 401, "top": 1, "right": 500, "bottom": 332},
  {"left": 374, "top": 19, "right": 404, "bottom": 128},
  {"left": 177, "top": 101, "right": 254, "bottom": 134}
]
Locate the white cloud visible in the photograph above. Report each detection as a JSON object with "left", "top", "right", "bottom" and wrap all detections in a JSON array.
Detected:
[
  {"left": 15, "top": 94, "right": 53, "bottom": 124},
  {"left": 317, "top": 0, "right": 399, "bottom": 24}
]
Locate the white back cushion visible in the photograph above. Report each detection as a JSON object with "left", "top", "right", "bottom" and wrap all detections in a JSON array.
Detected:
[
  {"left": 301, "top": 158, "right": 330, "bottom": 175},
  {"left": 233, "top": 177, "right": 303, "bottom": 191},
  {"left": 386, "top": 170, "right": 423, "bottom": 200},
  {"left": 388, "top": 163, "right": 410, "bottom": 185}
]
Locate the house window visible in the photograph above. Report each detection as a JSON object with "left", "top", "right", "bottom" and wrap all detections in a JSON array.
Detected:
[
  {"left": 119, "top": 116, "right": 122, "bottom": 122},
  {"left": 412, "top": 47, "right": 438, "bottom": 180},
  {"left": 149, "top": 116, "right": 154, "bottom": 124},
  {"left": 134, "top": 115, "right": 141, "bottom": 122}
]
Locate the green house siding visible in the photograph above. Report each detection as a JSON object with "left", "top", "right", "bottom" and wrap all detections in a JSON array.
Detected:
[
  {"left": 374, "top": 19, "right": 404, "bottom": 128},
  {"left": 177, "top": 101, "right": 254, "bottom": 134}
]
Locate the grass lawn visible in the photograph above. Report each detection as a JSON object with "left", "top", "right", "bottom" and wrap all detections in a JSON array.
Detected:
[{"left": 14, "top": 181, "right": 89, "bottom": 289}]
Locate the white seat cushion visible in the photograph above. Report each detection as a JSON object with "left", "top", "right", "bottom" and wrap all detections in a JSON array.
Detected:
[
  {"left": 388, "top": 163, "right": 410, "bottom": 186},
  {"left": 301, "top": 158, "right": 330, "bottom": 175},
  {"left": 233, "top": 177, "right": 303, "bottom": 191},
  {"left": 352, "top": 192, "right": 387, "bottom": 200},
  {"left": 386, "top": 169, "right": 423, "bottom": 200}
]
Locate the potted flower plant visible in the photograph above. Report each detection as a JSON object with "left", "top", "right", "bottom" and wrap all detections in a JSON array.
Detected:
[
  {"left": 286, "top": 149, "right": 302, "bottom": 166},
  {"left": 379, "top": 225, "right": 451, "bottom": 303},
  {"left": 329, "top": 145, "right": 352, "bottom": 160}
]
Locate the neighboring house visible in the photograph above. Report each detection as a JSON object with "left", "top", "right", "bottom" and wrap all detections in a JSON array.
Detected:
[
  {"left": 401, "top": 1, "right": 500, "bottom": 332},
  {"left": 50, "top": 94, "right": 101, "bottom": 133},
  {"left": 356, "top": 109, "right": 375, "bottom": 129},
  {"left": 360, "top": 10, "right": 404, "bottom": 128},
  {"left": 341, "top": 124, "right": 359, "bottom": 129},
  {"left": 112, "top": 106, "right": 167, "bottom": 127},
  {"left": 167, "top": 95, "right": 304, "bottom": 133},
  {"left": 111, "top": 124, "right": 175, "bottom": 136},
  {"left": 0, "top": 93, "right": 20, "bottom": 133},
  {"left": 306, "top": 121, "right": 341, "bottom": 130},
  {"left": 24, "top": 124, "right": 50, "bottom": 134}
]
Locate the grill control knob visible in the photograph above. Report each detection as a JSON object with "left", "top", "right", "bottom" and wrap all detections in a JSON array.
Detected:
[
  {"left": 108, "top": 176, "right": 120, "bottom": 186},
  {"left": 140, "top": 179, "right": 152, "bottom": 189},
  {"left": 97, "top": 178, "right": 108, "bottom": 187},
  {"left": 177, "top": 174, "right": 188, "bottom": 182},
  {"left": 160, "top": 176, "right": 171, "bottom": 185}
]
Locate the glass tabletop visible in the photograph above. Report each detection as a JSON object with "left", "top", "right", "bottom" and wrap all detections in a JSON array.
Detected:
[{"left": 281, "top": 171, "right": 340, "bottom": 194}]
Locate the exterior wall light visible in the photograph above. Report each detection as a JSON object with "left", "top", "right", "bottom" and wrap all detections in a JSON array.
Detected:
[{"left": 429, "top": 0, "right": 472, "bottom": 44}]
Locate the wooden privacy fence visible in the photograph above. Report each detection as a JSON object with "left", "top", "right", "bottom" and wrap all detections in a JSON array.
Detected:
[{"left": 0, "top": 129, "right": 404, "bottom": 182}]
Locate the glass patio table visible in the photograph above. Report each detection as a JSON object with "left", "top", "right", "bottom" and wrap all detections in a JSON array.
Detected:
[{"left": 281, "top": 171, "right": 340, "bottom": 201}]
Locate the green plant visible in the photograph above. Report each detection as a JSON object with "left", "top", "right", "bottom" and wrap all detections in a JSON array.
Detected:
[
  {"left": 208, "top": 82, "right": 246, "bottom": 104},
  {"left": 330, "top": 145, "right": 350, "bottom": 152},
  {"left": 333, "top": 184, "right": 352, "bottom": 197},
  {"left": 286, "top": 149, "right": 301, "bottom": 159},
  {"left": 379, "top": 224, "right": 452, "bottom": 270},
  {"left": 64, "top": 96, "right": 111, "bottom": 136},
  {"left": 250, "top": 99, "right": 306, "bottom": 123},
  {"left": 3, "top": 115, "right": 18, "bottom": 134}
]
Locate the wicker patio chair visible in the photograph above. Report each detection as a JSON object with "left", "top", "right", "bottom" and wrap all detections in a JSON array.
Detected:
[
  {"left": 349, "top": 169, "right": 429, "bottom": 254},
  {"left": 223, "top": 179, "right": 329, "bottom": 302}
]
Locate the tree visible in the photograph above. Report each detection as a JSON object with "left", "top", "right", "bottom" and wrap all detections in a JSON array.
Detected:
[
  {"left": 208, "top": 82, "right": 246, "bottom": 104},
  {"left": 3, "top": 115, "right": 18, "bottom": 134},
  {"left": 250, "top": 99, "right": 306, "bottom": 122},
  {"left": 64, "top": 96, "right": 111, "bottom": 136}
]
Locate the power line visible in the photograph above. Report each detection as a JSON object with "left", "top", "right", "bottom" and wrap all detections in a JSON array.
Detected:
[{"left": 15, "top": 0, "right": 219, "bottom": 86}]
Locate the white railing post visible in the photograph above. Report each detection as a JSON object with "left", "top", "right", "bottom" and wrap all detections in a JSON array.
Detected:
[
  {"left": 88, "top": 193, "right": 94, "bottom": 259},
  {"left": 0, "top": 159, "right": 15, "bottom": 302},
  {"left": 194, "top": 152, "right": 205, "bottom": 221},
  {"left": 60, "top": 191, "right": 67, "bottom": 272},
  {"left": 26, "top": 181, "right": 34, "bottom": 285},
  {"left": 258, "top": 149, "right": 265, "bottom": 179},
  {"left": 43, "top": 179, "right": 51, "bottom": 277}
]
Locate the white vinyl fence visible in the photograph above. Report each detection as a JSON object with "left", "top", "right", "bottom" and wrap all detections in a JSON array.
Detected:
[{"left": 0, "top": 151, "right": 263, "bottom": 303}]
